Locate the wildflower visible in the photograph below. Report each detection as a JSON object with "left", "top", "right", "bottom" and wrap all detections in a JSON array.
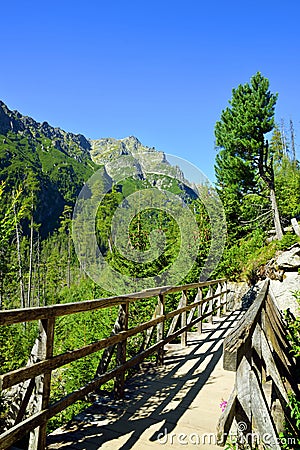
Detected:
[{"left": 219, "top": 399, "right": 227, "bottom": 412}]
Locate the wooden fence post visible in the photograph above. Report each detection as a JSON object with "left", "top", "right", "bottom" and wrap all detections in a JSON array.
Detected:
[
  {"left": 114, "top": 302, "right": 129, "bottom": 399},
  {"left": 197, "top": 288, "right": 203, "bottom": 334},
  {"left": 33, "top": 318, "right": 55, "bottom": 450},
  {"left": 216, "top": 283, "right": 222, "bottom": 318},
  {"left": 181, "top": 290, "right": 187, "bottom": 347},
  {"left": 205, "top": 286, "right": 213, "bottom": 324},
  {"left": 156, "top": 294, "right": 165, "bottom": 366},
  {"left": 223, "top": 281, "right": 227, "bottom": 313}
]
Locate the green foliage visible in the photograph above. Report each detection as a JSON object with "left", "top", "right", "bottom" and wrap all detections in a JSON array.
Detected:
[
  {"left": 284, "top": 291, "right": 300, "bottom": 358},
  {"left": 214, "top": 72, "right": 283, "bottom": 240},
  {"left": 280, "top": 292, "right": 300, "bottom": 447},
  {"left": 214, "top": 229, "right": 269, "bottom": 281},
  {"left": 276, "top": 233, "right": 300, "bottom": 251},
  {"left": 274, "top": 156, "right": 300, "bottom": 222},
  {"left": 215, "top": 72, "right": 277, "bottom": 157},
  {"left": 0, "top": 131, "right": 97, "bottom": 234}
]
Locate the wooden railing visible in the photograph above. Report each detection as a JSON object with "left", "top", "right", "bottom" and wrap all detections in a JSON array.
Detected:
[
  {"left": 217, "top": 279, "right": 299, "bottom": 449},
  {"left": 0, "top": 278, "right": 227, "bottom": 450}
]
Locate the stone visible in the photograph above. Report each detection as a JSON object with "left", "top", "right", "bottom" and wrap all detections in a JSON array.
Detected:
[
  {"left": 269, "top": 272, "right": 300, "bottom": 316},
  {"left": 291, "top": 218, "right": 300, "bottom": 237},
  {"left": 276, "top": 244, "right": 300, "bottom": 270}
]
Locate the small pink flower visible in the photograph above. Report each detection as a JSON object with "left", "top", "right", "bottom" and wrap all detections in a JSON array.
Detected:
[{"left": 220, "top": 400, "right": 227, "bottom": 412}]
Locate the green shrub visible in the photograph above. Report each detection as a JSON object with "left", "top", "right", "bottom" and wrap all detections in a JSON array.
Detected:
[{"left": 276, "top": 233, "right": 300, "bottom": 251}]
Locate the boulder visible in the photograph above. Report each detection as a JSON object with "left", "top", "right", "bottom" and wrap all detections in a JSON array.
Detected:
[
  {"left": 276, "top": 243, "right": 300, "bottom": 270},
  {"left": 269, "top": 272, "right": 300, "bottom": 316}
]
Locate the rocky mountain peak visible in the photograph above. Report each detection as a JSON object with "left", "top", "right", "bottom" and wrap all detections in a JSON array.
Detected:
[{"left": 0, "top": 100, "right": 91, "bottom": 162}]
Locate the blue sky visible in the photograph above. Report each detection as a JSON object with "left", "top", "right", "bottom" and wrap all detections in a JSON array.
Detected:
[{"left": 1, "top": 0, "right": 300, "bottom": 181}]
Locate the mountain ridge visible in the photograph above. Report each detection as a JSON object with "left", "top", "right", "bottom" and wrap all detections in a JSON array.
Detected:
[{"left": 0, "top": 100, "right": 197, "bottom": 234}]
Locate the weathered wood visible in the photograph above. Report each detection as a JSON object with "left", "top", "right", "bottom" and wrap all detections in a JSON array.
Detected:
[
  {"left": 114, "top": 302, "right": 129, "bottom": 399},
  {"left": 156, "top": 294, "right": 165, "bottom": 365},
  {"left": 264, "top": 313, "right": 291, "bottom": 372},
  {"left": 251, "top": 322, "right": 263, "bottom": 383},
  {"left": 0, "top": 278, "right": 228, "bottom": 450},
  {"left": 197, "top": 288, "right": 203, "bottom": 334},
  {"left": 249, "top": 370, "right": 281, "bottom": 450},
  {"left": 34, "top": 318, "right": 55, "bottom": 450},
  {"left": 216, "top": 388, "right": 237, "bottom": 445},
  {"left": 223, "top": 281, "right": 227, "bottom": 313},
  {"left": 95, "top": 305, "right": 128, "bottom": 378},
  {"left": 205, "top": 286, "right": 214, "bottom": 324},
  {"left": 181, "top": 291, "right": 187, "bottom": 347},
  {"left": 0, "top": 279, "right": 226, "bottom": 326},
  {"left": 167, "top": 294, "right": 184, "bottom": 337},
  {"left": 260, "top": 328, "right": 289, "bottom": 404},
  {"left": 236, "top": 356, "right": 251, "bottom": 422},
  {"left": 216, "top": 283, "right": 222, "bottom": 318},
  {"left": 187, "top": 291, "right": 197, "bottom": 325},
  {"left": 291, "top": 217, "right": 300, "bottom": 237},
  {"left": 14, "top": 378, "right": 36, "bottom": 426},
  {"left": 1, "top": 315, "right": 161, "bottom": 390},
  {"left": 218, "top": 279, "right": 297, "bottom": 449},
  {"left": 1, "top": 310, "right": 221, "bottom": 450},
  {"left": 1, "top": 291, "right": 227, "bottom": 391},
  {"left": 139, "top": 304, "right": 160, "bottom": 352},
  {"left": 223, "top": 280, "right": 269, "bottom": 371}
]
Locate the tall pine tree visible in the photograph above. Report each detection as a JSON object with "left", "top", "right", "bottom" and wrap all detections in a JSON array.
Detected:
[{"left": 215, "top": 72, "right": 283, "bottom": 239}]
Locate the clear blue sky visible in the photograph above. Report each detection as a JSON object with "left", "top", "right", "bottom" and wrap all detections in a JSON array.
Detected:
[{"left": 1, "top": 0, "right": 300, "bottom": 181}]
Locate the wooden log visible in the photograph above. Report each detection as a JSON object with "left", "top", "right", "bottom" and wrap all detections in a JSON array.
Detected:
[
  {"left": 1, "top": 292, "right": 226, "bottom": 391},
  {"left": 14, "top": 378, "right": 36, "bottom": 426},
  {"left": 0, "top": 279, "right": 226, "bottom": 326},
  {"left": 223, "top": 280, "right": 269, "bottom": 372},
  {"left": 236, "top": 356, "right": 252, "bottom": 423},
  {"left": 216, "top": 387, "right": 237, "bottom": 445},
  {"left": 260, "top": 328, "right": 289, "bottom": 404},
  {"left": 251, "top": 323, "right": 263, "bottom": 384},
  {"left": 291, "top": 217, "right": 300, "bottom": 237},
  {"left": 249, "top": 370, "right": 281, "bottom": 450},
  {"left": 35, "top": 318, "right": 55, "bottom": 450},
  {"left": 264, "top": 313, "right": 291, "bottom": 374}
]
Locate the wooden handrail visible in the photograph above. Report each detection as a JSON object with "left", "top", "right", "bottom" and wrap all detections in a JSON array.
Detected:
[
  {"left": 217, "top": 279, "right": 298, "bottom": 449},
  {"left": 0, "top": 278, "right": 227, "bottom": 450},
  {"left": 0, "top": 279, "right": 226, "bottom": 326}
]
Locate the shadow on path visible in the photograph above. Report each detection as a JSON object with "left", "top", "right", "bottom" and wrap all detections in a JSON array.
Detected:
[{"left": 47, "top": 311, "right": 243, "bottom": 449}]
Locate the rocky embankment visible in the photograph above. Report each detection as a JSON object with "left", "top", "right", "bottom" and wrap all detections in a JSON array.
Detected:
[
  {"left": 267, "top": 243, "right": 300, "bottom": 315},
  {"left": 227, "top": 243, "right": 300, "bottom": 315}
]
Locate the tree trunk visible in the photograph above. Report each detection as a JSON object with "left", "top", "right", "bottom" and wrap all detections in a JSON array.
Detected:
[
  {"left": 37, "top": 232, "right": 41, "bottom": 306},
  {"left": 67, "top": 231, "right": 71, "bottom": 288},
  {"left": 13, "top": 201, "right": 26, "bottom": 309},
  {"left": 270, "top": 188, "right": 283, "bottom": 240},
  {"left": 27, "top": 209, "right": 34, "bottom": 308},
  {"left": 258, "top": 140, "right": 284, "bottom": 241}
]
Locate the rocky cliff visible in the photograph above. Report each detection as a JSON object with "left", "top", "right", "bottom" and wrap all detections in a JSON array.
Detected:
[{"left": 0, "top": 101, "right": 91, "bottom": 162}]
